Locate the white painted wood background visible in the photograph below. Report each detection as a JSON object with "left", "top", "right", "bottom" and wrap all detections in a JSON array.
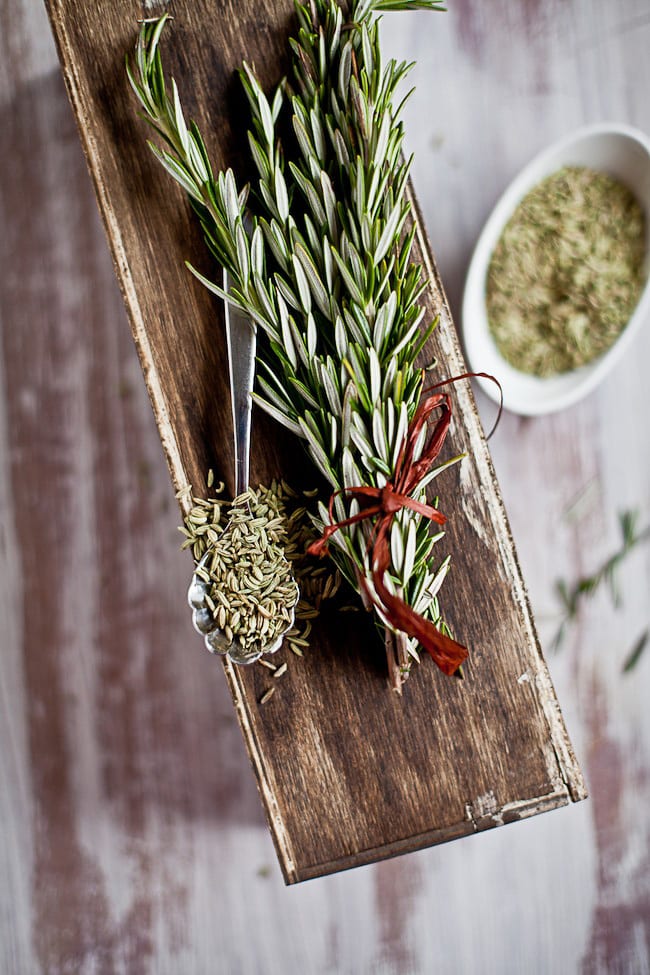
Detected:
[{"left": 1, "top": 0, "right": 648, "bottom": 972}]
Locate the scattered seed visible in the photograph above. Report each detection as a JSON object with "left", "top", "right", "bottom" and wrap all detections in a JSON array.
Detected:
[
  {"left": 260, "top": 687, "right": 276, "bottom": 705},
  {"left": 258, "top": 659, "right": 277, "bottom": 671},
  {"left": 291, "top": 636, "right": 310, "bottom": 648}
]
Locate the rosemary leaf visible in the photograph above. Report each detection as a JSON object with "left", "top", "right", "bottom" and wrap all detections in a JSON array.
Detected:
[{"left": 622, "top": 629, "right": 649, "bottom": 674}]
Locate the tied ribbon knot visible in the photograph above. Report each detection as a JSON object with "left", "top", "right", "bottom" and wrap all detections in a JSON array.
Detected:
[
  {"left": 307, "top": 372, "right": 502, "bottom": 677},
  {"left": 308, "top": 480, "right": 446, "bottom": 560}
]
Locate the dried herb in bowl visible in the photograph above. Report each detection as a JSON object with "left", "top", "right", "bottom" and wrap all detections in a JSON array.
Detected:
[{"left": 486, "top": 165, "right": 646, "bottom": 377}]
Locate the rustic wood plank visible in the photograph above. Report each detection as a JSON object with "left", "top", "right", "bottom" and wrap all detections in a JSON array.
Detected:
[
  {"left": 41, "top": 0, "right": 585, "bottom": 884},
  {"left": 3, "top": 0, "right": 650, "bottom": 970}
]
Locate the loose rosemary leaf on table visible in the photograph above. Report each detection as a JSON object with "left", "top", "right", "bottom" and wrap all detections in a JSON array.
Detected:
[
  {"left": 553, "top": 509, "right": 650, "bottom": 670},
  {"left": 622, "top": 629, "right": 649, "bottom": 674}
]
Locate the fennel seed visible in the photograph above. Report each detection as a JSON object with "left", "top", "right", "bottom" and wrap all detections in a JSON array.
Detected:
[
  {"left": 182, "top": 480, "right": 344, "bottom": 667},
  {"left": 258, "top": 659, "right": 277, "bottom": 671}
]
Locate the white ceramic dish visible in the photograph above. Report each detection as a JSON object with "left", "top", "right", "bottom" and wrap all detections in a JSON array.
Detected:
[{"left": 462, "top": 123, "right": 650, "bottom": 416}]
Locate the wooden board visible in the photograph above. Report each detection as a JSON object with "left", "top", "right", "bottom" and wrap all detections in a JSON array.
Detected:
[{"left": 43, "top": 0, "right": 586, "bottom": 883}]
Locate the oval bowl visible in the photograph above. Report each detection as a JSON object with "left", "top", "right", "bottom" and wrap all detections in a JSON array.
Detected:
[{"left": 462, "top": 123, "right": 650, "bottom": 416}]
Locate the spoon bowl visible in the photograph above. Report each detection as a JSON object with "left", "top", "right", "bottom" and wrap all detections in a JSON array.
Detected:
[{"left": 188, "top": 536, "right": 297, "bottom": 665}]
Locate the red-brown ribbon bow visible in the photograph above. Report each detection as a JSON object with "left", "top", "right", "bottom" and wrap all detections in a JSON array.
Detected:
[{"left": 307, "top": 372, "right": 501, "bottom": 676}]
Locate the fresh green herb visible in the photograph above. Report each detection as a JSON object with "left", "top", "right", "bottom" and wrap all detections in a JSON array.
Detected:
[
  {"left": 128, "top": 0, "right": 457, "bottom": 690},
  {"left": 487, "top": 166, "right": 646, "bottom": 377},
  {"left": 554, "top": 509, "right": 650, "bottom": 651},
  {"left": 622, "top": 629, "right": 649, "bottom": 674}
]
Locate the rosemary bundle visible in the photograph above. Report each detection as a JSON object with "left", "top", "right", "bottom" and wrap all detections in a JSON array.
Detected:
[{"left": 128, "top": 0, "right": 467, "bottom": 689}]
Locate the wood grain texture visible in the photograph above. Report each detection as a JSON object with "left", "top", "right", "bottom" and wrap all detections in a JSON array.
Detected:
[
  {"left": 8, "top": 0, "right": 650, "bottom": 969},
  {"left": 40, "top": 0, "right": 584, "bottom": 885}
]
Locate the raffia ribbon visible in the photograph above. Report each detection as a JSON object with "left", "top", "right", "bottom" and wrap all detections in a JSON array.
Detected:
[{"left": 307, "top": 372, "right": 501, "bottom": 677}]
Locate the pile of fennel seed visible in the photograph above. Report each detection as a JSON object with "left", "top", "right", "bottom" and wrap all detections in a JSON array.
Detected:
[
  {"left": 177, "top": 479, "right": 342, "bottom": 663},
  {"left": 486, "top": 165, "right": 646, "bottom": 377}
]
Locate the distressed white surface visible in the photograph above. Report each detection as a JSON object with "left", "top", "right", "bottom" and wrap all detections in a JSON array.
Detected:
[
  {"left": 1, "top": 0, "right": 649, "bottom": 972},
  {"left": 0, "top": 310, "right": 35, "bottom": 975}
]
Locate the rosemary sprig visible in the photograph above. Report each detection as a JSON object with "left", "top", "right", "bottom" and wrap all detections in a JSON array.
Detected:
[
  {"left": 553, "top": 509, "right": 650, "bottom": 665},
  {"left": 622, "top": 629, "right": 648, "bottom": 674},
  {"left": 127, "top": 0, "right": 459, "bottom": 686}
]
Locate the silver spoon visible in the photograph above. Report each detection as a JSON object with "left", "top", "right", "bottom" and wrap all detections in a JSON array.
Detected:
[{"left": 187, "top": 271, "right": 298, "bottom": 664}]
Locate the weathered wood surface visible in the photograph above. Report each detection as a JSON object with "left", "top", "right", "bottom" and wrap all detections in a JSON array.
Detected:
[
  {"left": 1, "top": 0, "right": 647, "bottom": 970},
  {"left": 41, "top": 0, "right": 584, "bottom": 885}
]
